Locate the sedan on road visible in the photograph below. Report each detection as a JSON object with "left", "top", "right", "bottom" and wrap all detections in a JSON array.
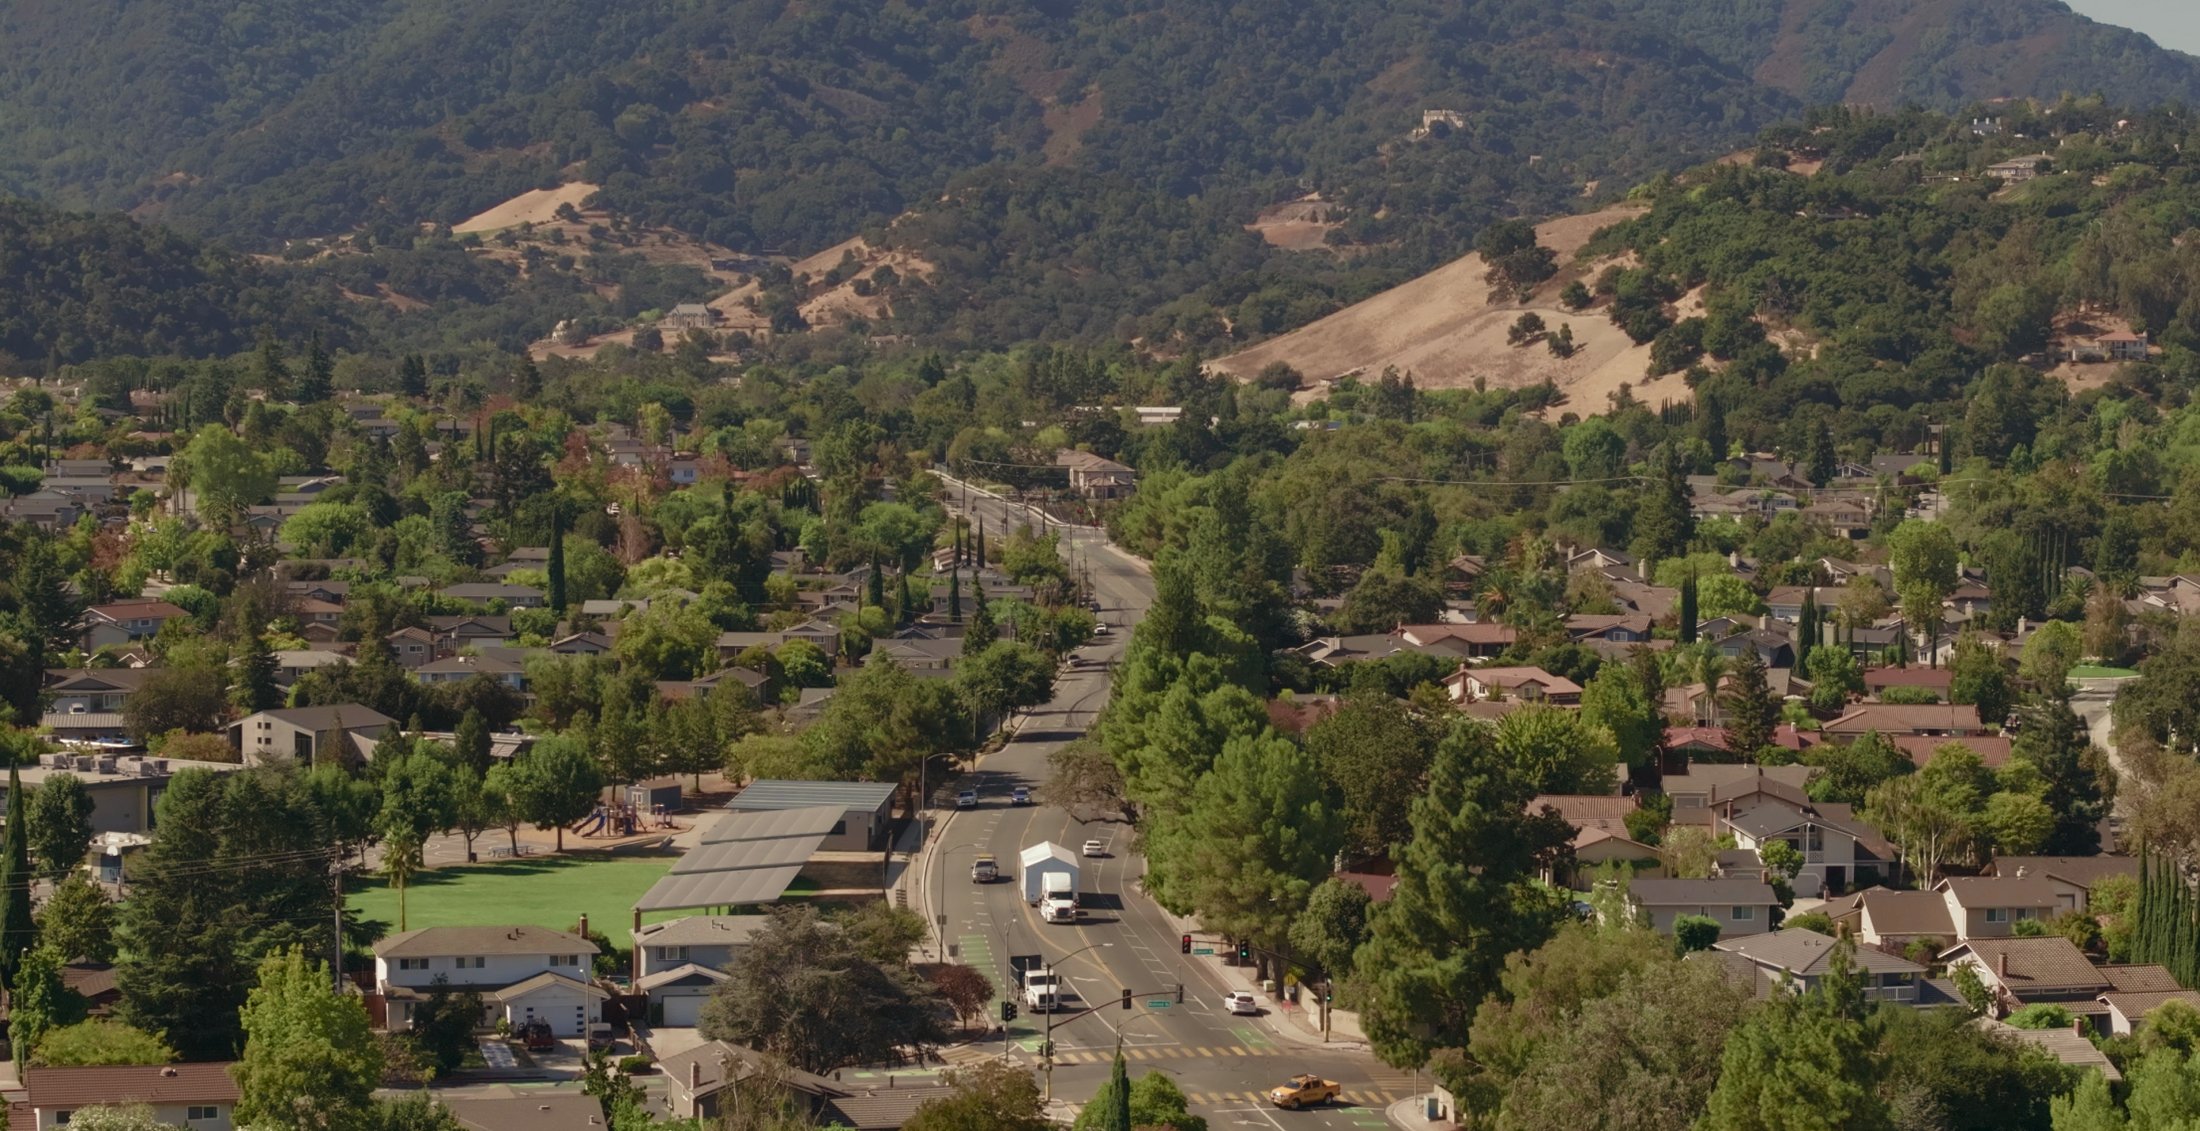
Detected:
[
  {"left": 1011, "top": 786, "right": 1031, "bottom": 805},
  {"left": 1268, "top": 1075, "right": 1340, "bottom": 1109},
  {"left": 1082, "top": 839, "right": 1107, "bottom": 858},
  {"left": 956, "top": 789, "right": 977, "bottom": 808},
  {"left": 1224, "top": 990, "right": 1260, "bottom": 1015}
]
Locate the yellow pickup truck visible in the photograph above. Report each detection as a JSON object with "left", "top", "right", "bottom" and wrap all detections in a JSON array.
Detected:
[{"left": 1268, "top": 1074, "right": 1340, "bottom": 1109}]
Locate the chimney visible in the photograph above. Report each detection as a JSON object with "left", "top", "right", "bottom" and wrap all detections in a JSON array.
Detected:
[
  {"left": 578, "top": 913, "right": 589, "bottom": 939},
  {"left": 1996, "top": 952, "right": 2009, "bottom": 977},
  {"left": 690, "top": 1061, "right": 701, "bottom": 1095},
  {"left": 2015, "top": 866, "right": 2027, "bottom": 879}
]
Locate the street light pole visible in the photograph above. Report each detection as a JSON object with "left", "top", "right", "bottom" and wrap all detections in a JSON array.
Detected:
[
  {"left": 929, "top": 839, "right": 983, "bottom": 958},
  {"left": 1039, "top": 941, "right": 1114, "bottom": 1103}
]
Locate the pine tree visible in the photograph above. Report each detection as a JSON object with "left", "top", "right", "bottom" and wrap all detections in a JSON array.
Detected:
[
  {"left": 398, "top": 354, "right": 428, "bottom": 398},
  {"left": 0, "top": 764, "right": 33, "bottom": 992},
  {"left": 976, "top": 519, "right": 987, "bottom": 569},
  {"left": 1723, "top": 649, "right": 1778, "bottom": 758},
  {"left": 964, "top": 580, "right": 997, "bottom": 656},
  {"left": 455, "top": 709, "right": 492, "bottom": 778},
  {"left": 296, "top": 332, "right": 334, "bottom": 404},
  {"left": 547, "top": 506, "right": 569, "bottom": 614},
  {"left": 233, "top": 632, "right": 282, "bottom": 713},
  {"left": 949, "top": 566, "right": 962, "bottom": 621},
  {"left": 867, "top": 558, "right": 886, "bottom": 609}
]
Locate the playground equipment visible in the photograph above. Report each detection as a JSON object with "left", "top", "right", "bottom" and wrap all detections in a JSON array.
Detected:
[{"left": 572, "top": 803, "right": 640, "bottom": 839}]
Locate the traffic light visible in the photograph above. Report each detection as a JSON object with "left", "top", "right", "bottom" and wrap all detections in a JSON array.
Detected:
[
  {"left": 1001, "top": 1000, "right": 1018, "bottom": 1023},
  {"left": 1237, "top": 941, "right": 1251, "bottom": 963},
  {"left": 1180, "top": 934, "right": 1192, "bottom": 954},
  {"left": 1121, "top": 988, "right": 1132, "bottom": 1011}
]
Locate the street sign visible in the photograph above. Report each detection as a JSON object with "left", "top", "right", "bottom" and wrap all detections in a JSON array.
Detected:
[
  {"left": 1146, "top": 1000, "right": 1171, "bottom": 1009},
  {"left": 1192, "top": 947, "right": 1214, "bottom": 956}
]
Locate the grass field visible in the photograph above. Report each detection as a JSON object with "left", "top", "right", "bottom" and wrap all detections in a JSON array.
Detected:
[
  {"left": 347, "top": 855, "right": 677, "bottom": 936},
  {"left": 2070, "top": 665, "right": 2141, "bottom": 679}
]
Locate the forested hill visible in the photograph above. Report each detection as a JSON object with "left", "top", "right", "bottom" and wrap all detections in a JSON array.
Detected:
[{"left": 1, "top": 0, "right": 2194, "bottom": 258}]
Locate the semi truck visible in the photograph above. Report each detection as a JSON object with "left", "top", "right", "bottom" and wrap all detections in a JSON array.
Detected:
[
  {"left": 1020, "top": 841, "right": 1081, "bottom": 905},
  {"left": 1022, "top": 968, "right": 1064, "bottom": 1012},
  {"left": 1041, "top": 872, "right": 1079, "bottom": 922}
]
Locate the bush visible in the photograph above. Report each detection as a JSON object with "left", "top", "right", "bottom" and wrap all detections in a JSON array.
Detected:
[
  {"left": 1784, "top": 911, "right": 1834, "bottom": 935},
  {"left": 1674, "top": 914, "right": 1722, "bottom": 952},
  {"left": 1880, "top": 685, "right": 1942, "bottom": 705},
  {"left": 620, "top": 1055, "right": 654, "bottom": 1074},
  {"left": 1559, "top": 280, "right": 1592, "bottom": 310}
]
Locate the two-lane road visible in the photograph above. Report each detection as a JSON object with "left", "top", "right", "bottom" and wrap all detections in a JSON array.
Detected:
[{"left": 928, "top": 478, "right": 1413, "bottom": 1127}]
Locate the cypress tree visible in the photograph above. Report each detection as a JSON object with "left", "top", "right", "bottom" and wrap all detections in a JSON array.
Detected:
[
  {"left": 547, "top": 505, "right": 568, "bottom": 614},
  {"left": 1678, "top": 569, "right": 1699, "bottom": 645},
  {"left": 0, "top": 764, "right": 35, "bottom": 992},
  {"left": 976, "top": 519, "right": 987, "bottom": 569},
  {"left": 867, "top": 558, "right": 885, "bottom": 609},
  {"left": 949, "top": 566, "right": 962, "bottom": 621}
]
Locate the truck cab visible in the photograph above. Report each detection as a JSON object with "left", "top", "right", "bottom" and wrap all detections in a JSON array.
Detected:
[
  {"left": 1041, "top": 871, "right": 1079, "bottom": 922},
  {"left": 1022, "top": 969, "right": 1063, "bottom": 1012}
]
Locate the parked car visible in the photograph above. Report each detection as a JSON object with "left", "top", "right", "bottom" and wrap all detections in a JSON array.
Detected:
[
  {"left": 519, "top": 1020, "right": 557, "bottom": 1052},
  {"left": 1268, "top": 1075, "right": 1340, "bottom": 1109},
  {"left": 957, "top": 789, "right": 977, "bottom": 808},
  {"left": 1224, "top": 991, "right": 1260, "bottom": 1015},
  {"left": 1082, "top": 839, "right": 1106, "bottom": 858},
  {"left": 1011, "top": 786, "right": 1032, "bottom": 805}
]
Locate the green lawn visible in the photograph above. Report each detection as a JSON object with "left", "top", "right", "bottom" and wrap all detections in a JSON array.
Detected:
[
  {"left": 348, "top": 855, "right": 680, "bottom": 936},
  {"left": 2069, "top": 665, "right": 2140, "bottom": 679}
]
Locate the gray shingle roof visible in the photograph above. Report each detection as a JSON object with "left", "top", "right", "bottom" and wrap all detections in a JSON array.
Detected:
[
  {"left": 374, "top": 924, "right": 596, "bottom": 959},
  {"left": 1628, "top": 878, "right": 1780, "bottom": 906},
  {"left": 1714, "top": 928, "right": 1925, "bottom": 977}
]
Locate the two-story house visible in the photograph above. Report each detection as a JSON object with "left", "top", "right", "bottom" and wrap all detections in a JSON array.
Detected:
[
  {"left": 23, "top": 1063, "right": 240, "bottom": 1131},
  {"left": 373, "top": 924, "right": 605, "bottom": 1036},
  {"left": 1718, "top": 797, "right": 1897, "bottom": 897},
  {"left": 227, "top": 704, "right": 395, "bottom": 768},
  {"left": 1940, "top": 936, "right": 2113, "bottom": 1022},
  {"left": 1709, "top": 928, "right": 1932, "bottom": 1004},
  {"left": 1624, "top": 877, "right": 1779, "bottom": 939},
  {"left": 80, "top": 600, "right": 190, "bottom": 650},
  {"left": 1825, "top": 887, "right": 1956, "bottom": 950},
  {"left": 1933, "top": 877, "right": 2062, "bottom": 940},
  {"left": 631, "top": 916, "right": 772, "bottom": 980}
]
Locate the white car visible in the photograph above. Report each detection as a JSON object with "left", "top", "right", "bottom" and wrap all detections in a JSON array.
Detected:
[
  {"left": 1224, "top": 991, "right": 1260, "bottom": 1015},
  {"left": 1082, "top": 839, "right": 1106, "bottom": 858},
  {"left": 1094, "top": 622, "right": 1112, "bottom": 636},
  {"left": 956, "top": 789, "right": 977, "bottom": 808}
]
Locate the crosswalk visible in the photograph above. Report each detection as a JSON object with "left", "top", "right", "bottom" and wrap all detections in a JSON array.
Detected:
[
  {"left": 1044, "top": 1044, "right": 1283, "bottom": 1064},
  {"left": 1182, "top": 1091, "right": 1403, "bottom": 1108}
]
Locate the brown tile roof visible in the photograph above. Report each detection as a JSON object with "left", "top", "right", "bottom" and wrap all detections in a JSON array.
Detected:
[
  {"left": 1862, "top": 667, "right": 1954, "bottom": 691},
  {"left": 25, "top": 1063, "right": 239, "bottom": 1108},
  {"left": 446, "top": 1093, "right": 604, "bottom": 1131},
  {"left": 1949, "top": 937, "right": 2111, "bottom": 993},
  {"left": 2101, "top": 965, "right": 2183, "bottom": 993},
  {"left": 1826, "top": 703, "right": 1983, "bottom": 734},
  {"left": 1528, "top": 795, "right": 1638, "bottom": 825},
  {"left": 1891, "top": 734, "right": 2013, "bottom": 769},
  {"left": 1984, "top": 1020, "right": 2121, "bottom": 1082},
  {"left": 1937, "top": 877, "right": 2063, "bottom": 910},
  {"left": 2101, "top": 991, "right": 2200, "bottom": 1024},
  {"left": 1993, "top": 856, "right": 2140, "bottom": 888},
  {"left": 1855, "top": 889, "right": 1956, "bottom": 938},
  {"left": 1714, "top": 928, "right": 1926, "bottom": 977},
  {"left": 374, "top": 924, "right": 596, "bottom": 959},
  {"left": 823, "top": 1086, "right": 961, "bottom": 1130}
]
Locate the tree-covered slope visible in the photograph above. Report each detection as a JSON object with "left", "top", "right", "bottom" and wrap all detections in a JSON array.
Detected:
[{"left": 1, "top": 0, "right": 2194, "bottom": 257}]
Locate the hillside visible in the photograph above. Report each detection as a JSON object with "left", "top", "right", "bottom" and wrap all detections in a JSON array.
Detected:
[{"left": 0, "top": 3, "right": 2192, "bottom": 292}]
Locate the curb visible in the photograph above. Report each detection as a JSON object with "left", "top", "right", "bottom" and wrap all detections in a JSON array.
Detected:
[{"left": 1146, "top": 897, "right": 1371, "bottom": 1052}]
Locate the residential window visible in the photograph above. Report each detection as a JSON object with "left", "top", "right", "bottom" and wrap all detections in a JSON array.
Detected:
[
  {"left": 458, "top": 956, "right": 486, "bottom": 970},
  {"left": 55, "top": 1113, "right": 71, "bottom": 1126},
  {"left": 659, "top": 946, "right": 688, "bottom": 962},
  {"left": 2015, "top": 908, "right": 2037, "bottom": 921},
  {"left": 1986, "top": 908, "right": 2009, "bottom": 923},
  {"left": 187, "top": 1108, "right": 218, "bottom": 1121},
  {"left": 554, "top": 954, "right": 581, "bottom": 967},
  {"left": 1732, "top": 906, "right": 1755, "bottom": 921},
  {"left": 398, "top": 958, "right": 431, "bottom": 971}
]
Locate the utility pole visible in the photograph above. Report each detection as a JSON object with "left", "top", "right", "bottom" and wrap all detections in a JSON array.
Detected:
[{"left": 330, "top": 854, "right": 345, "bottom": 993}]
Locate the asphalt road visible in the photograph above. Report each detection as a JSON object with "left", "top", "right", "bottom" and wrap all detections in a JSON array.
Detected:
[{"left": 927, "top": 477, "right": 1415, "bottom": 1128}]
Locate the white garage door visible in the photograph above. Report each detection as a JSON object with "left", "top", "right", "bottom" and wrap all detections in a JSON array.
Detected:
[{"left": 662, "top": 992, "right": 704, "bottom": 1028}]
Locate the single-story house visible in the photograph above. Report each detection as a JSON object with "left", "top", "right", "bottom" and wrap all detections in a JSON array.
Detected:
[
  {"left": 1940, "top": 937, "right": 2111, "bottom": 1019},
  {"left": 1710, "top": 927, "right": 1932, "bottom": 1004},
  {"left": 23, "top": 1062, "right": 241, "bottom": 1131},
  {"left": 1624, "top": 878, "right": 1779, "bottom": 939}
]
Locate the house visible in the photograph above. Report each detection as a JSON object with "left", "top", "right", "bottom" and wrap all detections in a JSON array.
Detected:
[
  {"left": 1823, "top": 703, "right": 1982, "bottom": 740},
  {"left": 1890, "top": 733, "right": 2012, "bottom": 770},
  {"left": 1710, "top": 928, "right": 1931, "bottom": 1003},
  {"left": 427, "top": 615, "right": 517, "bottom": 648},
  {"left": 1624, "top": 878, "right": 1779, "bottom": 938},
  {"left": 386, "top": 626, "right": 440, "bottom": 668},
  {"left": 373, "top": 924, "right": 602, "bottom": 1035},
  {"left": 725, "top": 780, "right": 897, "bottom": 852},
  {"left": 1987, "top": 153, "right": 2054, "bottom": 181},
  {"left": 1862, "top": 667, "right": 1953, "bottom": 699},
  {"left": 1990, "top": 855, "right": 2139, "bottom": 913},
  {"left": 415, "top": 651, "right": 531, "bottom": 690},
  {"left": 1940, "top": 936, "right": 2112, "bottom": 1018},
  {"left": 550, "top": 632, "right": 615, "bottom": 655},
  {"left": 1711, "top": 628, "right": 1794, "bottom": 669},
  {"left": 658, "top": 1041, "right": 854, "bottom": 1123},
  {"left": 1717, "top": 796, "right": 1896, "bottom": 897},
  {"left": 630, "top": 915, "right": 773, "bottom": 980},
  {"left": 3, "top": 492, "right": 86, "bottom": 530},
  {"left": 1934, "top": 877, "right": 2064, "bottom": 939},
  {"left": 1564, "top": 614, "right": 1654, "bottom": 644},
  {"left": 23, "top": 1063, "right": 241, "bottom": 1131},
  {"left": 43, "top": 668, "right": 158, "bottom": 714},
  {"left": 271, "top": 649, "right": 351, "bottom": 686},
  {"left": 438, "top": 582, "right": 547, "bottom": 609},
  {"left": 637, "top": 964, "right": 731, "bottom": 1028},
  {"left": 1530, "top": 795, "right": 1655, "bottom": 884},
  {"left": 39, "top": 712, "right": 132, "bottom": 746},
  {"left": 2096, "top": 963, "right": 2200, "bottom": 1035},
  {"left": 663, "top": 304, "right": 719, "bottom": 332},
  {"left": 1442, "top": 665, "right": 1583, "bottom": 706},
  {"left": 1826, "top": 887, "right": 1956, "bottom": 950},
  {"left": 2073, "top": 331, "right": 2151, "bottom": 363},
  {"left": 227, "top": 704, "right": 396, "bottom": 768},
  {"left": 1985, "top": 1018, "right": 2123, "bottom": 1079},
  {"left": 80, "top": 600, "right": 190, "bottom": 649},
  {"left": 1055, "top": 449, "right": 1138, "bottom": 500},
  {"left": 1660, "top": 764, "right": 1814, "bottom": 809}
]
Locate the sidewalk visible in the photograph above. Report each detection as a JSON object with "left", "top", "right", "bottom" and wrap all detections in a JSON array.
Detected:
[
  {"left": 1385, "top": 1094, "right": 1455, "bottom": 1131},
  {"left": 1150, "top": 899, "right": 1369, "bottom": 1050}
]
